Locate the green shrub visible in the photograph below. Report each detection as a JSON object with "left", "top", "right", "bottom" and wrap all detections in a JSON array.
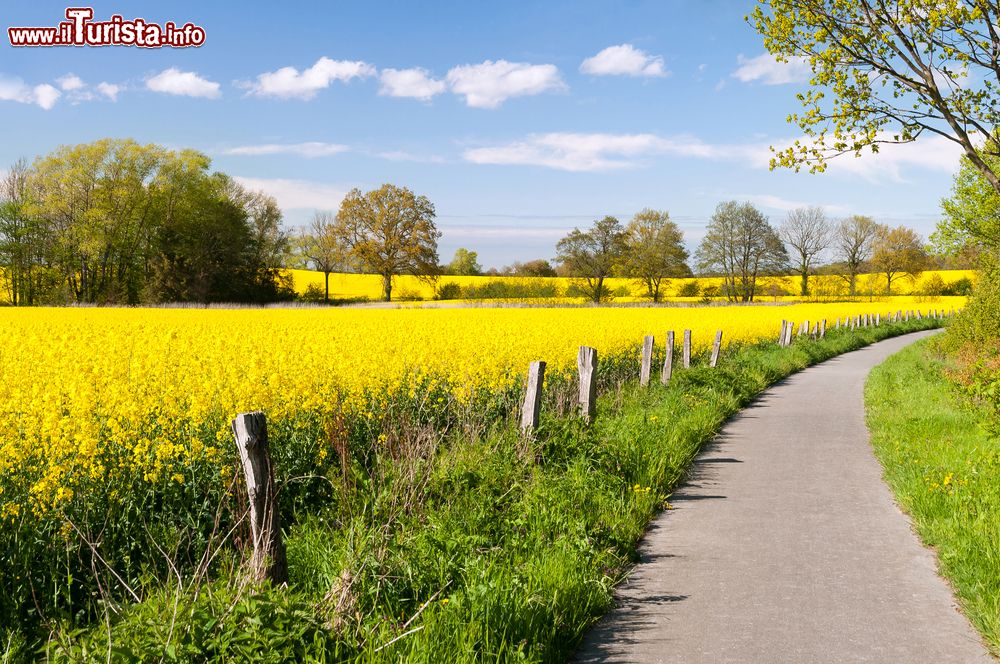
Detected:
[
  {"left": 676, "top": 280, "right": 700, "bottom": 297},
  {"left": 435, "top": 282, "right": 463, "bottom": 300},
  {"left": 942, "top": 276, "right": 974, "bottom": 296}
]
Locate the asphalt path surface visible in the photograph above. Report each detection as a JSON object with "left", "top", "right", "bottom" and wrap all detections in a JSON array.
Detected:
[{"left": 576, "top": 330, "right": 993, "bottom": 663}]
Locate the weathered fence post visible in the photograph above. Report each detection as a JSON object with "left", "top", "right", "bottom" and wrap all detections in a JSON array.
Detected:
[
  {"left": 820, "top": 319, "right": 827, "bottom": 339},
  {"left": 710, "top": 330, "right": 723, "bottom": 368},
  {"left": 784, "top": 321, "right": 795, "bottom": 346},
  {"left": 520, "top": 361, "right": 546, "bottom": 433},
  {"left": 232, "top": 412, "right": 288, "bottom": 585},
  {"left": 779, "top": 320, "right": 788, "bottom": 346},
  {"left": 577, "top": 346, "right": 598, "bottom": 423},
  {"left": 876, "top": 312, "right": 880, "bottom": 326},
  {"left": 661, "top": 331, "right": 675, "bottom": 384},
  {"left": 682, "top": 330, "right": 692, "bottom": 369},
  {"left": 640, "top": 335, "right": 654, "bottom": 387},
  {"left": 835, "top": 317, "right": 841, "bottom": 330}
]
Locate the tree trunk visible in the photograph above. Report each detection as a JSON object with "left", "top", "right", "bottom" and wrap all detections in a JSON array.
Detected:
[
  {"left": 324, "top": 271, "right": 330, "bottom": 304},
  {"left": 800, "top": 265, "right": 809, "bottom": 296},
  {"left": 593, "top": 276, "right": 604, "bottom": 303},
  {"left": 382, "top": 273, "right": 393, "bottom": 302},
  {"left": 849, "top": 271, "right": 857, "bottom": 296}
]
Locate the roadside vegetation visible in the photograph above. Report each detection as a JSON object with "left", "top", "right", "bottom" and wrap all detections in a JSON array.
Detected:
[{"left": 866, "top": 339, "right": 1000, "bottom": 655}]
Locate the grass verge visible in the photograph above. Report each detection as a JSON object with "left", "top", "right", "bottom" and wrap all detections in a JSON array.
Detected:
[
  {"left": 12, "top": 318, "right": 942, "bottom": 662},
  {"left": 866, "top": 339, "right": 1000, "bottom": 656}
]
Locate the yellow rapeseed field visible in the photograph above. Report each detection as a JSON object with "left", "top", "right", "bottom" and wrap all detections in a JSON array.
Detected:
[
  {"left": 0, "top": 298, "right": 963, "bottom": 520},
  {"left": 287, "top": 269, "right": 976, "bottom": 301}
]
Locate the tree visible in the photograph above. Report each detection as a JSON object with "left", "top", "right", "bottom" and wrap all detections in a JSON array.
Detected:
[
  {"left": 622, "top": 208, "right": 690, "bottom": 302},
  {"left": 502, "top": 259, "right": 557, "bottom": 277},
  {"left": 556, "top": 216, "right": 628, "bottom": 303},
  {"left": 335, "top": 184, "right": 440, "bottom": 302},
  {"left": 752, "top": 2, "right": 1000, "bottom": 196},
  {"left": 300, "top": 212, "right": 346, "bottom": 303},
  {"left": 935, "top": 145, "right": 1000, "bottom": 254},
  {"left": 0, "top": 159, "right": 39, "bottom": 305},
  {"left": 695, "top": 201, "right": 788, "bottom": 302},
  {"left": 779, "top": 206, "right": 831, "bottom": 296},
  {"left": 834, "top": 215, "right": 881, "bottom": 296},
  {"left": 447, "top": 248, "right": 482, "bottom": 276},
  {"left": 871, "top": 225, "right": 929, "bottom": 294}
]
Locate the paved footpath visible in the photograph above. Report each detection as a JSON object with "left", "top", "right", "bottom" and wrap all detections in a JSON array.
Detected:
[{"left": 576, "top": 330, "right": 993, "bottom": 663}]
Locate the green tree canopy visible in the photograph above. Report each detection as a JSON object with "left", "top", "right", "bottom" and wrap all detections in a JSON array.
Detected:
[
  {"left": 936, "top": 144, "right": 1000, "bottom": 254},
  {"left": 447, "top": 248, "right": 482, "bottom": 276},
  {"left": 871, "top": 225, "right": 930, "bottom": 294},
  {"left": 335, "top": 184, "right": 440, "bottom": 302},
  {"left": 622, "top": 209, "right": 690, "bottom": 302},
  {"left": 556, "top": 216, "right": 628, "bottom": 303}
]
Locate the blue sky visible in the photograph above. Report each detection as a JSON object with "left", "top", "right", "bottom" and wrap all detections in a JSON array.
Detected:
[{"left": 0, "top": 1, "right": 961, "bottom": 268}]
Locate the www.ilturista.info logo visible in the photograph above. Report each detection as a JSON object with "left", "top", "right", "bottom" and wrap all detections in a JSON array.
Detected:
[{"left": 8, "top": 7, "right": 206, "bottom": 48}]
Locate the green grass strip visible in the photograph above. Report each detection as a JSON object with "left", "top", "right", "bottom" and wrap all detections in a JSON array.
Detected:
[{"left": 866, "top": 340, "right": 1000, "bottom": 656}]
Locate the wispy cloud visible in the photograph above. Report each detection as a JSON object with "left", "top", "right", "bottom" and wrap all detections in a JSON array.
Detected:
[
  {"left": 233, "top": 176, "right": 349, "bottom": 210},
  {"left": 737, "top": 193, "right": 847, "bottom": 214},
  {"left": 446, "top": 60, "right": 565, "bottom": 109},
  {"left": 463, "top": 130, "right": 962, "bottom": 180},
  {"left": 245, "top": 57, "right": 375, "bottom": 100},
  {"left": 96, "top": 82, "right": 121, "bottom": 101},
  {"left": 379, "top": 67, "right": 446, "bottom": 101},
  {"left": 732, "top": 53, "right": 811, "bottom": 85},
  {"left": 224, "top": 142, "right": 350, "bottom": 157},
  {"left": 580, "top": 44, "right": 668, "bottom": 78},
  {"left": 376, "top": 150, "right": 446, "bottom": 163},
  {"left": 464, "top": 132, "right": 722, "bottom": 171},
  {"left": 56, "top": 74, "right": 85, "bottom": 91},
  {"left": 146, "top": 68, "right": 221, "bottom": 98},
  {"left": 0, "top": 76, "right": 61, "bottom": 110}
]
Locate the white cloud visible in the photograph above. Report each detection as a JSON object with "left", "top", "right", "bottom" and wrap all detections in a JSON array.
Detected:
[
  {"left": 224, "top": 142, "right": 349, "bottom": 157},
  {"left": 800, "top": 133, "right": 963, "bottom": 182},
  {"left": 580, "top": 44, "right": 668, "bottom": 78},
  {"left": 738, "top": 193, "right": 847, "bottom": 214},
  {"left": 379, "top": 67, "right": 446, "bottom": 101},
  {"left": 376, "top": 150, "right": 446, "bottom": 163},
  {"left": 463, "top": 130, "right": 962, "bottom": 180},
  {"left": 446, "top": 60, "right": 565, "bottom": 109},
  {"left": 0, "top": 76, "right": 61, "bottom": 110},
  {"left": 246, "top": 57, "right": 375, "bottom": 100},
  {"left": 464, "top": 132, "right": 720, "bottom": 171},
  {"left": 32, "top": 84, "right": 61, "bottom": 110},
  {"left": 146, "top": 68, "right": 220, "bottom": 98},
  {"left": 233, "top": 176, "right": 348, "bottom": 210},
  {"left": 732, "top": 53, "right": 811, "bottom": 85},
  {"left": 96, "top": 82, "right": 121, "bottom": 101},
  {"left": 56, "top": 74, "right": 85, "bottom": 91}
]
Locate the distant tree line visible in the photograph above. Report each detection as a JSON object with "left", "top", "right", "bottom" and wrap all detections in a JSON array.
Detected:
[{"left": 0, "top": 139, "right": 291, "bottom": 305}]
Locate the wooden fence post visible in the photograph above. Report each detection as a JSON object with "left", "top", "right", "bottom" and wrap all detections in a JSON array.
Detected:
[
  {"left": 640, "top": 335, "right": 654, "bottom": 387},
  {"left": 876, "top": 312, "right": 880, "bottom": 326},
  {"left": 520, "top": 361, "right": 546, "bottom": 433},
  {"left": 232, "top": 412, "right": 288, "bottom": 585},
  {"left": 820, "top": 319, "right": 827, "bottom": 339},
  {"left": 779, "top": 320, "right": 787, "bottom": 346},
  {"left": 784, "top": 321, "right": 794, "bottom": 346},
  {"left": 683, "top": 330, "right": 692, "bottom": 369},
  {"left": 835, "top": 317, "right": 841, "bottom": 330},
  {"left": 710, "top": 330, "right": 723, "bottom": 367},
  {"left": 577, "top": 346, "right": 598, "bottom": 423},
  {"left": 661, "top": 331, "right": 675, "bottom": 384}
]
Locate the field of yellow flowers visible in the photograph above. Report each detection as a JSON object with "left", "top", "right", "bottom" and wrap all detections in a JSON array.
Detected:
[
  {"left": 288, "top": 269, "right": 976, "bottom": 301},
  {"left": 0, "top": 298, "right": 963, "bottom": 523}
]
